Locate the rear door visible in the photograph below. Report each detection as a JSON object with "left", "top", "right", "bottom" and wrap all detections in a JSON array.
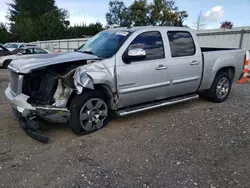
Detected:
[
  {"left": 116, "top": 31, "right": 171, "bottom": 107},
  {"left": 166, "top": 31, "right": 203, "bottom": 97}
]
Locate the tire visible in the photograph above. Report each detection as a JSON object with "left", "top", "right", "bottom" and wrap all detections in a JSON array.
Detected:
[
  {"left": 3, "top": 60, "right": 12, "bottom": 69},
  {"left": 69, "top": 90, "right": 109, "bottom": 135},
  {"left": 200, "top": 72, "right": 232, "bottom": 103}
]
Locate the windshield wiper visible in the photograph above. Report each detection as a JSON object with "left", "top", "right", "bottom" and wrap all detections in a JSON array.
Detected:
[
  {"left": 78, "top": 50, "right": 104, "bottom": 59},
  {"left": 79, "top": 50, "right": 94, "bottom": 55}
]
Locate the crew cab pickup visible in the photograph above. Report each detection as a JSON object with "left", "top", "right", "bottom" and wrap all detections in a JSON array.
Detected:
[{"left": 5, "top": 26, "right": 246, "bottom": 142}]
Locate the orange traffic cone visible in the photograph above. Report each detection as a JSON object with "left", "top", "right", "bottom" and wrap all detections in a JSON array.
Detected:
[{"left": 237, "top": 51, "right": 249, "bottom": 84}]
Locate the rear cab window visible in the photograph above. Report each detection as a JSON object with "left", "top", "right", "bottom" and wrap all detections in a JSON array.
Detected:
[{"left": 167, "top": 31, "right": 196, "bottom": 57}]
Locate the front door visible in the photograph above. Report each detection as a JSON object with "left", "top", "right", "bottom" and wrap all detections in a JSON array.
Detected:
[
  {"left": 166, "top": 31, "right": 203, "bottom": 97},
  {"left": 116, "top": 31, "right": 170, "bottom": 107}
]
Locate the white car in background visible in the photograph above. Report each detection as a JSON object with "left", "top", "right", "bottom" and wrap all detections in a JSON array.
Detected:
[
  {"left": 0, "top": 46, "right": 51, "bottom": 68},
  {"left": 3, "top": 43, "right": 26, "bottom": 52}
]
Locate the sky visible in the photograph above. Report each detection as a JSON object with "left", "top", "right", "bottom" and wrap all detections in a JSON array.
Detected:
[{"left": 0, "top": 0, "right": 250, "bottom": 29}]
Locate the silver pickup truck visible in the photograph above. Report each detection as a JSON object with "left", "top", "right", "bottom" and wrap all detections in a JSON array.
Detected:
[{"left": 5, "top": 26, "right": 246, "bottom": 142}]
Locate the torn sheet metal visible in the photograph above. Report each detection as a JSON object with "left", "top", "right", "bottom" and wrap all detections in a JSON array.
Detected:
[
  {"left": 74, "top": 70, "right": 94, "bottom": 93},
  {"left": 53, "top": 79, "right": 73, "bottom": 108},
  {"left": 73, "top": 60, "right": 116, "bottom": 94}
]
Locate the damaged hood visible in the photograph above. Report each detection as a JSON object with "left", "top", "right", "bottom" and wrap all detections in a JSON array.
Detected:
[
  {"left": 8, "top": 52, "right": 99, "bottom": 73},
  {"left": 0, "top": 53, "right": 48, "bottom": 62}
]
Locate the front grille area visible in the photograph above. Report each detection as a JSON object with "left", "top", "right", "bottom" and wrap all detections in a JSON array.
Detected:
[{"left": 9, "top": 71, "right": 20, "bottom": 94}]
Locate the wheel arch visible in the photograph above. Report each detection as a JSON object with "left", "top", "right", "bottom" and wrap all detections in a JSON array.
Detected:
[
  {"left": 3, "top": 59, "right": 12, "bottom": 68},
  {"left": 205, "top": 66, "right": 235, "bottom": 90},
  {"left": 215, "top": 66, "right": 235, "bottom": 80},
  {"left": 66, "top": 84, "right": 118, "bottom": 110},
  {"left": 94, "top": 84, "right": 118, "bottom": 110}
]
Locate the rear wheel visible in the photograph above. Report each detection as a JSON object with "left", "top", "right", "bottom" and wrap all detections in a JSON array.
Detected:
[
  {"left": 199, "top": 72, "right": 232, "bottom": 103},
  {"left": 69, "top": 90, "right": 109, "bottom": 135}
]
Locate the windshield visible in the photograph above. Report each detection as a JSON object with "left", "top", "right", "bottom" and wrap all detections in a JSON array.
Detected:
[
  {"left": 4, "top": 43, "right": 18, "bottom": 48},
  {"left": 78, "top": 30, "right": 130, "bottom": 58}
]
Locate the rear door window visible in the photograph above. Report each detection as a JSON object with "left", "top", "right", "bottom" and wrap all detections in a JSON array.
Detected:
[
  {"left": 128, "top": 31, "right": 165, "bottom": 61},
  {"left": 167, "top": 31, "right": 196, "bottom": 57}
]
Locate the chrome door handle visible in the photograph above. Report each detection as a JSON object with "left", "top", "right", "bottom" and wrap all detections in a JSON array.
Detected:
[
  {"left": 190, "top": 60, "right": 200, "bottom": 65},
  {"left": 156, "top": 65, "right": 168, "bottom": 70}
]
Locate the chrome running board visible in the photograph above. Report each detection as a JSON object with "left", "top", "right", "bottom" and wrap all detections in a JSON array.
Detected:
[{"left": 117, "top": 94, "right": 199, "bottom": 116}]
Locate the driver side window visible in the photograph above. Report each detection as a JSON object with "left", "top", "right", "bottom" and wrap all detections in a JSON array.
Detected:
[{"left": 128, "top": 31, "right": 165, "bottom": 61}]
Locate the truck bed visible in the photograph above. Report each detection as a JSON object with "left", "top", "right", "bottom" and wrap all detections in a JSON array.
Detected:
[{"left": 199, "top": 48, "right": 245, "bottom": 91}]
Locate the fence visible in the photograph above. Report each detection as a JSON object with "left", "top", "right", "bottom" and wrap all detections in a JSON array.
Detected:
[
  {"left": 196, "top": 26, "right": 250, "bottom": 51},
  {"left": 33, "top": 26, "right": 250, "bottom": 52},
  {"left": 34, "top": 38, "right": 90, "bottom": 52}
]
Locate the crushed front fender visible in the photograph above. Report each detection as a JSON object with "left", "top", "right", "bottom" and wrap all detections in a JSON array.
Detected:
[{"left": 73, "top": 61, "right": 116, "bottom": 94}]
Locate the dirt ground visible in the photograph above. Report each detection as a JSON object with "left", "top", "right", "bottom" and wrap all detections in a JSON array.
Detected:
[{"left": 0, "top": 68, "right": 250, "bottom": 188}]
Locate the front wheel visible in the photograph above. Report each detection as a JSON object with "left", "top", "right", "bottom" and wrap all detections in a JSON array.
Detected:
[
  {"left": 200, "top": 72, "right": 232, "bottom": 103},
  {"left": 69, "top": 90, "right": 109, "bottom": 135}
]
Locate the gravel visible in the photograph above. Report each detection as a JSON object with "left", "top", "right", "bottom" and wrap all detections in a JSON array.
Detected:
[{"left": 0, "top": 69, "right": 250, "bottom": 188}]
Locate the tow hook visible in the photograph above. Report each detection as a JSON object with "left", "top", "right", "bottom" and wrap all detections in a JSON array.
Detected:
[{"left": 18, "top": 116, "right": 49, "bottom": 143}]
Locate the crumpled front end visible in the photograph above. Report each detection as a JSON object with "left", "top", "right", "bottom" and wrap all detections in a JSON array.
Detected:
[
  {"left": 5, "top": 70, "right": 73, "bottom": 143},
  {"left": 5, "top": 57, "right": 117, "bottom": 143}
]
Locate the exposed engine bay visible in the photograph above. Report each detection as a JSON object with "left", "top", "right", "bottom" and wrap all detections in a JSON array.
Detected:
[{"left": 22, "top": 60, "right": 89, "bottom": 107}]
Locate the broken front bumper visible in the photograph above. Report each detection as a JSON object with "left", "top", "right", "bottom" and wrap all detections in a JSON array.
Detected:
[
  {"left": 5, "top": 86, "right": 70, "bottom": 121},
  {"left": 5, "top": 86, "right": 71, "bottom": 143}
]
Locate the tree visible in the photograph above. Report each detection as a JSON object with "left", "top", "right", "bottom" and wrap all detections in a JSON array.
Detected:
[
  {"left": 220, "top": 21, "right": 233, "bottom": 29},
  {"left": 148, "top": 0, "right": 188, "bottom": 26},
  {"left": 106, "top": 0, "right": 188, "bottom": 27},
  {"left": 7, "top": 0, "right": 69, "bottom": 22},
  {"left": 88, "top": 22, "right": 103, "bottom": 35},
  {"left": 173, "top": 10, "right": 188, "bottom": 26},
  {"left": 7, "top": 0, "right": 69, "bottom": 41},
  {"left": 130, "top": 0, "right": 149, "bottom": 26},
  {"left": 36, "top": 11, "right": 68, "bottom": 40},
  {"left": 67, "top": 22, "right": 104, "bottom": 38},
  {"left": 106, "top": 0, "right": 132, "bottom": 27},
  {"left": 10, "top": 17, "right": 36, "bottom": 42},
  {"left": 0, "top": 23, "right": 11, "bottom": 43},
  {"left": 193, "top": 11, "right": 206, "bottom": 30}
]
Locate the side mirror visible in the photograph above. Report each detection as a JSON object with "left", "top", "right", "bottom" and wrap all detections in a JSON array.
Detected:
[{"left": 124, "top": 48, "right": 146, "bottom": 63}]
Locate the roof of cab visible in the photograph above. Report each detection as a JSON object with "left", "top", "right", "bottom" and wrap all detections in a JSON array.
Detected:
[{"left": 108, "top": 26, "right": 193, "bottom": 33}]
